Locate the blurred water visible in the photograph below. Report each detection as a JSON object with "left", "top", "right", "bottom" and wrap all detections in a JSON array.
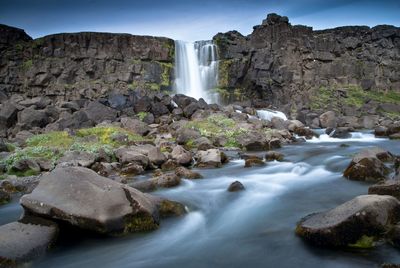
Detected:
[{"left": 2, "top": 135, "right": 400, "bottom": 268}]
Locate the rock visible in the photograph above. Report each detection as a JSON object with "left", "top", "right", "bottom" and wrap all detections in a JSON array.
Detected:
[
  {"left": 57, "top": 110, "right": 94, "bottom": 130},
  {"left": 0, "top": 189, "right": 11, "bottom": 205},
  {"left": 133, "top": 96, "right": 152, "bottom": 113},
  {"left": 227, "top": 181, "right": 245, "bottom": 192},
  {"left": 296, "top": 195, "right": 400, "bottom": 247},
  {"left": 388, "top": 224, "right": 400, "bottom": 248},
  {"left": 343, "top": 157, "right": 390, "bottom": 182},
  {"left": 0, "top": 138, "right": 8, "bottom": 152},
  {"left": 175, "top": 166, "right": 202, "bottom": 179},
  {"left": 161, "top": 159, "right": 179, "bottom": 171},
  {"left": 265, "top": 151, "right": 284, "bottom": 161},
  {"left": 244, "top": 158, "right": 265, "bottom": 168},
  {"left": 362, "top": 115, "right": 379, "bottom": 129},
  {"left": 19, "top": 97, "right": 51, "bottom": 109},
  {"left": 84, "top": 101, "right": 118, "bottom": 124},
  {"left": 369, "top": 181, "right": 400, "bottom": 200},
  {"left": 171, "top": 145, "right": 192, "bottom": 166},
  {"left": 172, "top": 94, "right": 197, "bottom": 109},
  {"left": 115, "top": 147, "right": 149, "bottom": 168},
  {"left": 196, "top": 149, "right": 223, "bottom": 168},
  {"left": 390, "top": 133, "right": 400, "bottom": 140},
  {"left": 10, "top": 159, "right": 40, "bottom": 175},
  {"left": 156, "top": 199, "right": 186, "bottom": 218},
  {"left": 294, "top": 127, "right": 316, "bottom": 139},
  {"left": 120, "top": 118, "right": 150, "bottom": 136},
  {"left": 236, "top": 131, "right": 267, "bottom": 151},
  {"left": 176, "top": 127, "right": 201, "bottom": 145},
  {"left": 319, "top": 111, "right": 337, "bottom": 128},
  {"left": 130, "top": 173, "right": 181, "bottom": 192},
  {"left": 0, "top": 102, "right": 18, "bottom": 128},
  {"left": 120, "top": 163, "right": 145, "bottom": 176},
  {"left": 18, "top": 107, "right": 50, "bottom": 130},
  {"left": 326, "top": 127, "right": 352, "bottom": 138},
  {"left": 375, "top": 126, "right": 388, "bottom": 137},
  {"left": 271, "top": 117, "right": 286, "bottom": 130},
  {"left": 268, "top": 138, "right": 282, "bottom": 150},
  {"left": 20, "top": 167, "right": 160, "bottom": 234},
  {"left": 0, "top": 221, "right": 58, "bottom": 266},
  {"left": 107, "top": 93, "right": 127, "bottom": 111},
  {"left": 194, "top": 137, "right": 214, "bottom": 151},
  {"left": 57, "top": 151, "right": 96, "bottom": 168},
  {"left": 343, "top": 147, "right": 393, "bottom": 182},
  {"left": 91, "top": 162, "right": 120, "bottom": 177},
  {"left": 147, "top": 147, "right": 167, "bottom": 166}
]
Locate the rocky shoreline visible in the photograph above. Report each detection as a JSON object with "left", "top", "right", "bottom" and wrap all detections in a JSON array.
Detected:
[{"left": 0, "top": 89, "right": 399, "bottom": 266}]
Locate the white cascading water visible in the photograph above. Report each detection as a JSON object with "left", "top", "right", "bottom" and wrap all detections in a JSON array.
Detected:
[
  {"left": 257, "top": 109, "right": 288, "bottom": 121},
  {"left": 174, "top": 40, "right": 219, "bottom": 103}
]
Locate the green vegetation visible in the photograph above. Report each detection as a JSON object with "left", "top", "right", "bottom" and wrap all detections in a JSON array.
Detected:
[
  {"left": 32, "top": 38, "right": 44, "bottom": 49},
  {"left": 0, "top": 127, "right": 150, "bottom": 176},
  {"left": 22, "top": 59, "right": 33, "bottom": 71},
  {"left": 185, "top": 114, "right": 247, "bottom": 148},
  {"left": 348, "top": 235, "right": 375, "bottom": 249},
  {"left": 310, "top": 85, "right": 400, "bottom": 116},
  {"left": 137, "top": 112, "right": 148, "bottom": 121},
  {"left": 218, "top": 59, "right": 233, "bottom": 88}
]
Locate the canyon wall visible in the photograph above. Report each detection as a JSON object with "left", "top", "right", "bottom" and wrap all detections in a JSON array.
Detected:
[
  {"left": 214, "top": 14, "right": 400, "bottom": 117},
  {"left": 0, "top": 24, "right": 174, "bottom": 101}
]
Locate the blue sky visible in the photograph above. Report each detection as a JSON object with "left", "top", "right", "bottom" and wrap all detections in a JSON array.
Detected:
[{"left": 1, "top": 0, "right": 399, "bottom": 41}]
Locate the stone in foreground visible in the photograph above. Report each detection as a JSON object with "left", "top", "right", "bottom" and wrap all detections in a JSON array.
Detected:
[
  {"left": 20, "top": 167, "right": 160, "bottom": 234},
  {"left": 296, "top": 195, "right": 400, "bottom": 247},
  {"left": 227, "top": 181, "right": 245, "bottom": 192},
  {"left": 369, "top": 180, "right": 400, "bottom": 200},
  {"left": 0, "top": 221, "right": 58, "bottom": 266}
]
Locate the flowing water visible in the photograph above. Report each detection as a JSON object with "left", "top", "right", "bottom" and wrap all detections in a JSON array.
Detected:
[
  {"left": 174, "top": 40, "right": 219, "bottom": 104},
  {"left": 257, "top": 109, "right": 288, "bottom": 121},
  {"left": 3, "top": 132, "right": 400, "bottom": 267}
]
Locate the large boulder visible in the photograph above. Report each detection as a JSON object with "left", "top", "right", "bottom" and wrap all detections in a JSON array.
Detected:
[
  {"left": 20, "top": 167, "right": 160, "bottom": 234},
  {"left": 343, "top": 147, "right": 392, "bottom": 182},
  {"left": 171, "top": 145, "right": 192, "bottom": 166},
  {"left": 326, "top": 127, "right": 352, "bottom": 139},
  {"left": 84, "top": 101, "right": 118, "bottom": 124},
  {"left": 0, "top": 221, "right": 58, "bottom": 266},
  {"left": 319, "top": 111, "right": 337, "bottom": 128},
  {"left": 120, "top": 118, "right": 150, "bottom": 136},
  {"left": 18, "top": 107, "right": 50, "bottom": 130},
  {"left": 115, "top": 147, "right": 150, "bottom": 168},
  {"left": 195, "top": 149, "right": 223, "bottom": 168},
  {"left": 296, "top": 195, "right": 400, "bottom": 247},
  {"left": 236, "top": 131, "right": 267, "bottom": 151},
  {"left": 175, "top": 127, "right": 201, "bottom": 145}
]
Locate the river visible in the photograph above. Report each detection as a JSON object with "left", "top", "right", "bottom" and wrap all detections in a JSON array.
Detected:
[{"left": 2, "top": 131, "right": 400, "bottom": 267}]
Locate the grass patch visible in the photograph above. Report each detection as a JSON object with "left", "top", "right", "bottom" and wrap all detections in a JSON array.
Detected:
[
  {"left": 1, "top": 126, "right": 150, "bottom": 175},
  {"left": 185, "top": 114, "right": 247, "bottom": 148},
  {"left": 137, "top": 112, "right": 148, "bottom": 121},
  {"left": 348, "top": 235, "right": 375, "bottom": 249}
]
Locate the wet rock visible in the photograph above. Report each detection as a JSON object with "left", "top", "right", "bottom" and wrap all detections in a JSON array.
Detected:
[
  {"left": 319, "top": 111, "right": 337, "bottom": 128},
  {"left": 369, "top": 181, "right": 400, "bottom": 200},
  {"left": 175, "top": 166, "right": 202, "bottom": 179},
  {"left": 244, "top": 158, "right": 265, "bottom": 168},
  {"left": 130, "top": 173, "right": 181, "bottom": 192},
  {"left": 0, "top": 189, "right": 11, "bottom": 205},
  {"left": 154, "top": 198, "right": 186, "bottom": 218},
  {"left": 296, "top": 195, "right": 400, "bottom": 247},
  {"left": 196, "top": 149, "right": 223, "bottom": 168},
  {"left": 120, "top": 163, "right": 145, "bottom": 176},
  {"left": 0, "top": 221, "right": 58, "bottom": 266},
  {"left": 236, "top": 131, "right": 267, "bottom": 151},
  {"left": 161, "top": 159, "right": 179, "bottom": 171},
  {"left": 326, "top": 127, "right": 352, "bottom": 138},
  {"left": 389, "top": 133, "right": 400, "bottom": 140},
  {"left": 343, "top": 147, "right": 393, "bottom": 182},
  {"left": 21, "top": 167, "right": 160, "bottom": 234},
  {"left": 171, "top": 145, "right": 192, "bottom": 166},
  {"left": 227, "top": 181, "right": 245, "bottom": 192},
  {"left": 265, "top": 151, "right": 284, "bottom": 161},
  {"left": 294, "top": 127, "right": 316, "bottom": 139}
]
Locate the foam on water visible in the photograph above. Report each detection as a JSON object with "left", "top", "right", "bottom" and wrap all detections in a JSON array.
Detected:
[
  {"left": 307, "top": 131, "right": 384, "bottom": 143},
  {"left": 257, "top": 109, "right": 288, "bottom": 121}
]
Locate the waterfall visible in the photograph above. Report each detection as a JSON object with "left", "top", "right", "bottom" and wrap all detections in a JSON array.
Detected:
[{"left": 174, "top": 40, "right": 219, "bottom": 103}]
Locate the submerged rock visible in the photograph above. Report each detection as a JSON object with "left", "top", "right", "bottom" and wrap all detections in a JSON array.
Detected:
[
  {"left": 0, "top": 221, "right": 58, "bottom": 266},
  {"left": 227, "top": 181, "right": 245, "bottom": 192},
  {"left": 296, "top": 195, "right": 400, "bottom": 247},
  {"left": 244, "top": 158, "right": 265, "bottom": 168},
  {"left": 265, "top": 151, "right": 284, "bottom": 162},
  {"left": 20, "top": 167, "right": 160, "bottom": 234}
]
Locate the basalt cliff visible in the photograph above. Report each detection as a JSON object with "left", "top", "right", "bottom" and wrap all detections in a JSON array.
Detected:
[{"left": 1, "top": 14, "right": 400, "bottom": 119}]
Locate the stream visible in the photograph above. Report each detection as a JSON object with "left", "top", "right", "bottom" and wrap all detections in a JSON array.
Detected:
[{"left": 2, "top": 131, "right": 400, "bottom": 268}]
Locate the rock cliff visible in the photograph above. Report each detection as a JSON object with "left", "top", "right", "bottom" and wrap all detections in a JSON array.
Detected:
[
  {"left": 214, "top": 13, "right": 400, "bottom": 118},
  {"left": 0, "top": 24, "right": 174, "bottom": 101}
]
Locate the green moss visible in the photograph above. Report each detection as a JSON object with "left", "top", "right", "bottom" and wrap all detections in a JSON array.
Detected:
[
  {"left": 185, "top": 114, "right": 246, "bottom": 148},
  {"left": 26, "top": 131, "right": 74, "bottom": 148},
  {"left": 310, "top": 86, "right": 335, "bottom": 111},
  {"left": 348, "top": 235, "right": 375, "bottom": 249},
  {"left": 160, "top": 62, "right": 173, "bottom": 88},
  {"left": 124, "top": 213, "right": 159, "bottom": 233},
  {"left": 137, "top": 112, "right": 148, "bottom": 121},
  {"left": 8, "top": 168, "right": 40, "bottom": 177},
  {"left": 185, "top": 139, "right": 195, "bottom": 149},
  {"left": 22, "top": 59, "right": 33, "bottom": 71},
  {"left": 76, "top": 126, "right": 148, "bottom": 146},
  {"left": 5, "top": 143, "right": 16, "bottom": 152},
  {"left": 218, "top": 59, "right": 233, "bottom": 88}
]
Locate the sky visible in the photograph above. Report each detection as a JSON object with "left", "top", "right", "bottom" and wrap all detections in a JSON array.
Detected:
[{"left": 0, "top": 0, "right": 399, "bottom": 41}]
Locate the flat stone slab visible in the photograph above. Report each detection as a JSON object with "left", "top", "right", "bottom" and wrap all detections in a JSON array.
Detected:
[{"left": 0, "top": 221, "right": 58, "bottom": 266}]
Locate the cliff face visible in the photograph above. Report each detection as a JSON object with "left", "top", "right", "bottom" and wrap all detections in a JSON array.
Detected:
[
  {"left": 0, "top": 25, "right": 174, "bottom": 101},
  {"left": 214, "top": 14, "right": 400, "bottom": 117}
]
